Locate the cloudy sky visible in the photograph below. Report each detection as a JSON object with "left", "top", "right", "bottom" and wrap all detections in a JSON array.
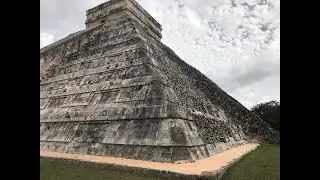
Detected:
[{"left": 40, "top": 0, "right": 280, "bottom": 109}]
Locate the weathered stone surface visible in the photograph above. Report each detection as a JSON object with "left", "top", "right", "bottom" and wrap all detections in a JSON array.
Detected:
[{"left": 40, "top": 0, "right": 279, "bottom": 163}]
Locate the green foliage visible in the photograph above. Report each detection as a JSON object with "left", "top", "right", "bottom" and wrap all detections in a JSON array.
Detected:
[{"left": 251, "top": 101, "right": 280, "bottom": 132}]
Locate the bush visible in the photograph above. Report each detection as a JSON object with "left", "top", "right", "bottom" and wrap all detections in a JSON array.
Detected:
[{"left": 250, "top": 101, "right": 280, "bottom": 132}]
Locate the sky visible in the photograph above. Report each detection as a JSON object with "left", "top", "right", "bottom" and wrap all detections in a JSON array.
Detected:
[{"left": 40, "top": 0, "right": 280, "bottom": 109}]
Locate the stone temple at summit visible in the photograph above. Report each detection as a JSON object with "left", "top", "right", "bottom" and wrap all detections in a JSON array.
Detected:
[{"left": 40, "top": 0, "right": 280, "bottom": 163}]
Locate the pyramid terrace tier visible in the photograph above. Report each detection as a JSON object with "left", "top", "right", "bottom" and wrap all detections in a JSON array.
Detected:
[
  {"left": 40, "top": 118, "right": 246, "bottom": 162},
  {"left": 85, "top": 0, "right": 162, "bottom": 40},
  {"left": 40, "top": 16, "right": 156, "bottom": 56},
  {"left": 40, "top": 140, "right": 246, "bottom": 163}
]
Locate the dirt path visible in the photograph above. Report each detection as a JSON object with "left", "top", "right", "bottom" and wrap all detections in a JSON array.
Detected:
[{"left": 40, "top": 143, "right": 259, "bottom": 175}]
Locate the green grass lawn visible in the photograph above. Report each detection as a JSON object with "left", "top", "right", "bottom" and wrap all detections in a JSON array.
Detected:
[
  {"left": 222, "top": 144, "right": 280, "bottom": 180},
  {"left": 40, "top": 144, "right": 280, "bottom": 180},
  {"left": 40, "top": 159, "right": 164, "bottom": 180}
]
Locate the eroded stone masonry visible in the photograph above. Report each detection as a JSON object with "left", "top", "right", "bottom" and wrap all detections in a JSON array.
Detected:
[{"left": 40, "top": 0, "right": 280, "bottom": 163}]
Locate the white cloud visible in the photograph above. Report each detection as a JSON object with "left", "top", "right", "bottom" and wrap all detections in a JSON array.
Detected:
[
  {"left": 40, "top": 0, "right": 280, "bottom": 109},
  {"left": 40, "top": 32, "right": 55, "bottom": 48},
  {"left": 229, "top": 75, "right": 280, "bottom": 108}
]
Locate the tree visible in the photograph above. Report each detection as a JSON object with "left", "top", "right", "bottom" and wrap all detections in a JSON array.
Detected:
[{"left": 251, "top": 101, "right": 280, "bottom": 132}]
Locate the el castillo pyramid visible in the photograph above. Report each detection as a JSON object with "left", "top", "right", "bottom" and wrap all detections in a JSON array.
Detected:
[{"left": 40, "top": 0, "right": 280, "bottom": 163}]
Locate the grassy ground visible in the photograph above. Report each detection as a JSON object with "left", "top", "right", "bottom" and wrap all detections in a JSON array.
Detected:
[
  {"left": 40, "top": 159, "right": 164, "bottom": 180},
  {"left": 221, "top": 144, "right": 280, "bottom": 180},
  {"left": 40, "top": 144, "right": 280, "bottom": 180}
]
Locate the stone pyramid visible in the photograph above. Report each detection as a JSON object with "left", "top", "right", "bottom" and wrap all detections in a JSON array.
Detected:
[{"left": 40, "top": 0, "right": 279, "bottom": 163}]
